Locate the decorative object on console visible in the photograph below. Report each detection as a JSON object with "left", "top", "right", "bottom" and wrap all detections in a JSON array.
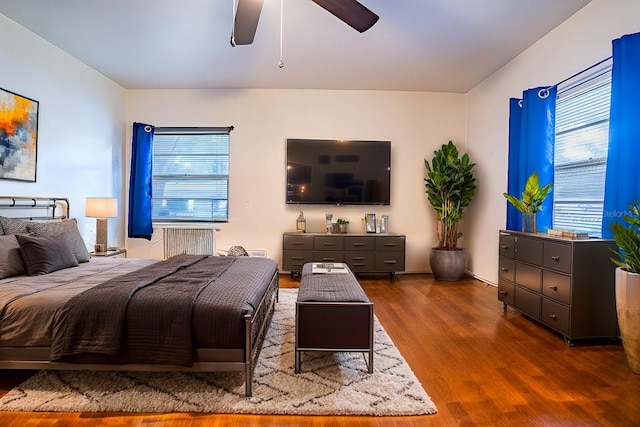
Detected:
[
  {"left": 85, "top": 197, "right": 117, "bottom": 252},
  {"left": 365, "top": 213, "right": 376, "bottom": 233},
  {"left": 503, "top": 171, "right": 553, "bottom": 233},
  {"left": 325, "top": 213, "right": 333, "bottom": 234},
  {"left": 380, "top": 214, "right": 389, "bottom": 233},
  {"left": 0, "top": 87, "right": 39, "bottom": 182},
  {"left": 296, "top": 210, "right": 306, "bottom": 232},
  {"left": 610, "top": 201, "right": 640, "bottom": 374},
  {"left": 424, "top": 141, "right": 476, "bottom": 281},
  {"left": 336, "top": 218, "right": 349, "bottom": 233}
]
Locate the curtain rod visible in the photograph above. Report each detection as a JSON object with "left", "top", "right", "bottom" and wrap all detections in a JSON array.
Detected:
[{"left": 555, "top": 56, "right": 612, "bottom": 88}]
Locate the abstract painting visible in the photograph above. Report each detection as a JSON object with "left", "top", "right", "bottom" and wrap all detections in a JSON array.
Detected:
[{"left": 0, "top": 87, "right": 39, "bottom": 182}]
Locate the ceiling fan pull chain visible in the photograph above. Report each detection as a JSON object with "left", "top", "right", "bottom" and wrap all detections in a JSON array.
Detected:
[
  {"left": 278, "top": 0, "right": 284, "bottom": 68},
  {"left": 230, "top": 0, "right": 237, "bottom": 47}
]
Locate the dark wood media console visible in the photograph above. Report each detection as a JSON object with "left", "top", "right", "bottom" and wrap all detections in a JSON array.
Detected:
[{"left": 282, "top": 232, "right": 405, "bottom": 278}]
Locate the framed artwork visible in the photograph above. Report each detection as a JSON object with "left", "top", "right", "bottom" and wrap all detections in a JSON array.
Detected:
[
  {"left": 365, "top": 213, "right": 376, "bottom": 233},
  {"left": 0, "top": 87, "right": 39, "bottom": 182}
]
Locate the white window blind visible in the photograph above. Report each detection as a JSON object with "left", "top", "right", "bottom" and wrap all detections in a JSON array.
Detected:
[
  {"left": 553, "top": 62, "right": 612, "bottom": 236},
  {"left": 152, "top": 127, "right": 230, "bottom": 222}
]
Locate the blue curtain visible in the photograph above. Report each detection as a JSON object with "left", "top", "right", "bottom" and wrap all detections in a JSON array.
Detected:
[
  {"left": 506, "top": 98, "right": 522, "bottom": 231},
  {"left": 506, "top": 86, "right": 557, "bottom": 232},
  {"left": 128, "top": 122, "right": 154, "bottom": 240},
  {"left": 601, "top": 32, "right": 640, "bottom": 238}
]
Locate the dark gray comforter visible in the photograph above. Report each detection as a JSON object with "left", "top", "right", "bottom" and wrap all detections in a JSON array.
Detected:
[{"left": 48, "top": 255, "right": 277, "bottom": 366}]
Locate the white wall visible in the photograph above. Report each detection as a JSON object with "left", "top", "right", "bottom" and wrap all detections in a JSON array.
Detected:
[
  {"left": 0, "top": 14, "right": 127, "bottom": 250},
  {"left": 126, "top": 89, "right": 466, "bottom": 271},
  {"left": 465, "top": 0, "right": 640, "bottom": 284}
]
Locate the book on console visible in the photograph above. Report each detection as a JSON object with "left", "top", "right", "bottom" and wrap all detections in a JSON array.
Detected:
[{"left": 311, "top": 262, "right": 349, "bottom": 274}]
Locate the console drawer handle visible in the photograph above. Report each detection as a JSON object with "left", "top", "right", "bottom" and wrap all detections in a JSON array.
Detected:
[
  {"left": 549, "top": 285, "right": 558, "bottom": 291},
  {"left": 548, "top": 314, "right": 558, "bottom": 319},
  {"left": 292, "top": 256, "right": 304, "bottom": 260},
  {"left": 353, "top": 243, "right": 365, "bottom": 246},
  {"left": 322, "top": 257, "right": 336, "bottom": 261},
  {"left": 291, "top": 242, "right": 304, "bottom": 246},
  {"left": 384, "top": 243, "right": 397, "bottom": 247},
  {"left": 353, "top": 257, "right": 365, "bottom": 260},
  {"left": 501, "top": 245, "right": 509, "bottom": 249},
  {"left": 383, "top": 260, "right": 397, "bottom": 264},
  {"left": 500, "top": 267, "right": 509, "bottom": 271},
  {"left": 499, "top": 291, "right": 507, "bottom": 295},
  {"left": 551, "top": 256, "right": 560, "bottom": 261},
  {"left": 323, "top": 243, "right": 336, "bottom": 247}
]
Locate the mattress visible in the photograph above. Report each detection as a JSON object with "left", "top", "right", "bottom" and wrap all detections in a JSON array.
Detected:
[{"left": 0, "top": 256, "right": 278, "bottom": 350}]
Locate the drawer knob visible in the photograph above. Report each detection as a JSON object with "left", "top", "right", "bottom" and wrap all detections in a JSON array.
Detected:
[
  {"left": 500, "top": 267, "right": 509, "bottom": 271},
  {"left": 551, "top": 256, "right": 560, "bottom": 261},
  {"left": 499, "top": 291, "right": 507, "bottom": 295},
  {"left": 548, "top": 314, "right": 558, "bottom": 319},
  {"left": 549, "top": 285, "right": 558, "bottom": 291},
  {"left": 501, "top": 245, "right": 509, "bottom": 249}
]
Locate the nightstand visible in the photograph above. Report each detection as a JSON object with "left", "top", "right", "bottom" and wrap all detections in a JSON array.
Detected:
[{"left": 90, "top": 248, "right": 127, "bottom": 258}]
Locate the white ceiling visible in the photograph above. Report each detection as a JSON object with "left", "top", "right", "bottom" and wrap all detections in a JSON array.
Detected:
[{"left": 0, "top": 0, "right": 591, "bottom": 93}]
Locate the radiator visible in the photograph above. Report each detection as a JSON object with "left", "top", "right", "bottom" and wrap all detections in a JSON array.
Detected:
[{"left": 163, "top": 227, "right": 218, "bottom": 259}]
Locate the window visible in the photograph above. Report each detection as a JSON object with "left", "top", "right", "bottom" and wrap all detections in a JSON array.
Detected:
[
  {"left": 152, "top": 127, "right": 230, "bottom": 222},
  {"left": 553, "top": 61, "right": 612, "bottom": 237}
]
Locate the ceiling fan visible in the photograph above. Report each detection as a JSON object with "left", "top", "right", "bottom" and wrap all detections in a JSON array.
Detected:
[{"left": 231, "top": 0, "right": 379, "bottom": 46}]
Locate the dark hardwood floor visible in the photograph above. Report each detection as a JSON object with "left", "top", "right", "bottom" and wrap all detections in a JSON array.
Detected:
[{"left": 1, "top": 273, "right": 639, "bottom": 426}]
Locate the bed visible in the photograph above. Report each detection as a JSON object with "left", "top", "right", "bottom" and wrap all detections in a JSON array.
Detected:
[{"left": 0, "top": 196, "right": 279, "bottom": 397}]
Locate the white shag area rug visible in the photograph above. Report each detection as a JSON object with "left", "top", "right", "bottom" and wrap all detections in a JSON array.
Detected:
[{"left": 0, "top": 288, "right": 437, "bottom": 416}]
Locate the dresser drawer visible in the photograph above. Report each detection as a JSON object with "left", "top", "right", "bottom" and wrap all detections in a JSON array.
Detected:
[
  {"left": 312, "top": 251, "right": 344, "bottom": 263},
  {"left": 344, "top": 252, "right": 374, "bottom": 271},
  {"left": 543, "top": 242, "right": 572, "bottom": 273},
  {"left": 375, "top": 236, "right": 405, "bottom": 252},
  {"left": 374, "top": 252, "right": 405, "bottom": 271},
  {"left": 282, "top": 251, "right": 312, "bottom": 271},
  {"left": 498, "top": 279, "right": 515, "bottom": 306},
  {"left": 515, "top": 262, "right": 542, "bottom": 292},
  {"left": 499, "top": 233, "right": 516, "bottom": 258},
  {"left": 345, "top": 236, "right": 374, "bottom": 251},
  {"left": 542, "top": 270, "right": 571, "bottom": 304},
  {"left": 515, "top": 236, "right": 543, "bottom": 264},
  {"left": 283, "top": 235, "right": 313, "bottom": 251},
  {"left": 499, "top": 256, "right": 515, "bottom": 282},
  {"left": 314, "top": 236, "right": 344, "bottom": 251},
  {"left": 515, "top": 286, "right": 541, "bottom": 320},
  {"left": 541, "top": 298, "right": 570, "bottom": 334}
]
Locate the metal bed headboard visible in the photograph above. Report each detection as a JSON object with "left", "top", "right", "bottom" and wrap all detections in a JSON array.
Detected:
[{"left": 0, "top": 196, "right": 69, "bottom": 220}]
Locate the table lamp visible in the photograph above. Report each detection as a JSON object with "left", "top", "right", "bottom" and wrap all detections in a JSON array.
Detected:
[{"left": 86, "top": 197, "right": 117, "bottom": 252}]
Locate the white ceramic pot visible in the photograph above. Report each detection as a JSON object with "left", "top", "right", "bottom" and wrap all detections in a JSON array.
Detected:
[{"left": 615, "top": 267, "right": 640, "bottom": 374}]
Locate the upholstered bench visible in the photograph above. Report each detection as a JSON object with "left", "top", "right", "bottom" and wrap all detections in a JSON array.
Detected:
[{"left": 295, "top": 263, "right": 374, "bottom": 373}]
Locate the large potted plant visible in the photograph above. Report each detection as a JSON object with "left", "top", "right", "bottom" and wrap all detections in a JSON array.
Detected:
[
  {"left": 503, "top": 171, "right": 553, "bottom": 233},
  {"left": 611, "top": 201, "right": 640, "bottom": 374},
  {"left": 424, "top": 140, "right": 476, "bottom": 281}
]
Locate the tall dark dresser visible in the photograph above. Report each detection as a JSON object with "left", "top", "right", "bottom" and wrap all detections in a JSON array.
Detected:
[{"left": 498, "top": 230, "right": 618, "bottom": 344}]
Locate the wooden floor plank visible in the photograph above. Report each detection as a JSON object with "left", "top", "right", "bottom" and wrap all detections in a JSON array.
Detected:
[{"left": 1, "top": 273, "right": 639, "bottom": 426}]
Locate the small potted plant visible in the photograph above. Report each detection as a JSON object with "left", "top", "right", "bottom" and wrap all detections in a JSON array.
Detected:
[
  {"left": 336, "top": 219, "right": 349, "bottom": 234},
  {"left": 611, "top": 201, "right": 640, "bottom": 374},
  {"left": 503, "top": 171, "right": 553, "bottom": 233}
]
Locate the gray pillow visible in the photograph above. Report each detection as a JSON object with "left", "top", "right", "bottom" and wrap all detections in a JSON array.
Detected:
[
  {"left": 15, "top": 233, "right": 79, "bottom": 276},
  {"left": 0, "top": 217, "right": 28, "bottom": 234},
  {"left": 0, "top": 234, "right": 26, "bottom": 279},
  {"left": 227, "top": 245, "right": 249, "bottom": 256},
  {"left": 26, "top": 219, "right": 90, "bottom": 263}
]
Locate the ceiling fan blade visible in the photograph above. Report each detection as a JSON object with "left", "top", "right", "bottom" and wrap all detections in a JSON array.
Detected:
[
  {"left": 233, "top": 0, "right": 264, "bottom": 45},
  {"left": 311, "top": 0, "right": 379, "bottom": 33}
]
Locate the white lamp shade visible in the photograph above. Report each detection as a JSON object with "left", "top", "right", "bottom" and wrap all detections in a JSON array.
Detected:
[{"left": 86, "top": 197, "right": 118, "bottom": 218}]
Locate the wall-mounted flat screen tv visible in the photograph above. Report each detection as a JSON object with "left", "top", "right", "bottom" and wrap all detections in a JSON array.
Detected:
[{"left": 286, "top": 139, "right": 391, "bottom": 205}]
